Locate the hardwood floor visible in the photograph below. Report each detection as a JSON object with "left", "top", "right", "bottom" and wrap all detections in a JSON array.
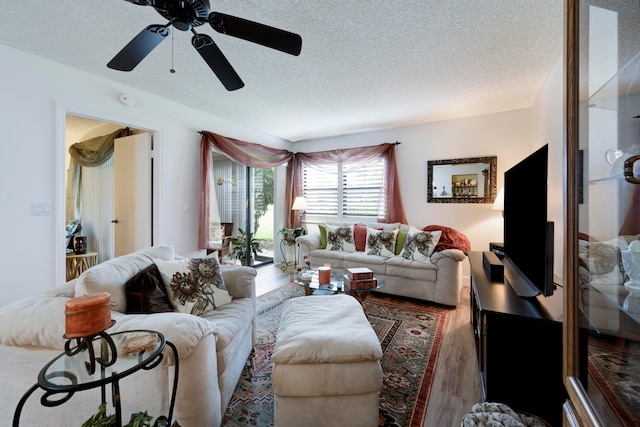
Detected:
[{"left": 253, "top": 263, "right": 481, "bottom": 427}]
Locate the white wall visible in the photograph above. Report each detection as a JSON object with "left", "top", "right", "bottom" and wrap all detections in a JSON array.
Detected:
[
  {"left": 293, "top": 109, "right": 534, "bottom": 280},
  {"left": 293, "top": 53, "right": 565, "bottom": 282},
  {"left": 0, "top": 42, "right": 564, "bottom": 307},
  {"left": 0, "top": 45, "right": 289, "bottom": 307}
]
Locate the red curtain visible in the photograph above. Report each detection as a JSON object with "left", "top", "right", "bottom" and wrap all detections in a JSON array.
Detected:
[
  {"left": 199, "top": 131, "right": 407, "bottom": 249},
  {"left": 199, "top": 132, "right": 294, "bottom": 249},
  {"left": 292, "top": 143, "right": 407, "bottom": 225}
]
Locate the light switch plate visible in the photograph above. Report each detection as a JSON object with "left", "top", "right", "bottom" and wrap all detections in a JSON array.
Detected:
[{"left": 32, "top": 202, "right": 52, "bottom": 215}]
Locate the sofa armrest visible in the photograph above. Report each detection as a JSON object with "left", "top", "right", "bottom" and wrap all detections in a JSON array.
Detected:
[
  {"left": 431, "top": 248, "right": 466, "bottom": 264},
  {"left": 220, "top": 266, "right": 257, "bottom": 299},
  {"left": 432, "top": 249, "right": 465, "bottom": 306},
  {"left": 296, "top": 233, "right": 321, "bottom": 255}
]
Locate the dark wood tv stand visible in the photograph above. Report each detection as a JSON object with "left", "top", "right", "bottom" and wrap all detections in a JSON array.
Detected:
[{"left": 468, "top": 251, "right": 566, "bottom": 426}]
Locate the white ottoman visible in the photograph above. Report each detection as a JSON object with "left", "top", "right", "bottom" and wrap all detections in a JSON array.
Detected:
[{"left": 272, "top": 294, "right": 383, "bottom": 427}]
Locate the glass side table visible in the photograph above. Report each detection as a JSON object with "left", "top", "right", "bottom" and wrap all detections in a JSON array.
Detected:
[{"left": 13, "top": 330, "right": 179, "bottom": 427}]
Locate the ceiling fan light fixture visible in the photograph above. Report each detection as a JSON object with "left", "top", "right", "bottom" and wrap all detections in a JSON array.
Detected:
[{"left": 109, "top": 0, "right": 302, "bottom": 90}]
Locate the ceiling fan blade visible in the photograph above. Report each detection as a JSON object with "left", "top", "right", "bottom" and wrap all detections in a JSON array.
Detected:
[
  {"left": 107, "top": 24, "right": 170, "bottom": 71},
  {"left": 208, "top": 12, "right": 302, "bottom": 56},
  {"left": 192, "top": 33, "right": 244, "bottom": 91}
]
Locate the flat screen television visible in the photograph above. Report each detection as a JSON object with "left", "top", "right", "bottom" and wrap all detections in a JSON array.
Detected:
[{"left": 503, "top": 144, "right": 555, "bottom": 298}]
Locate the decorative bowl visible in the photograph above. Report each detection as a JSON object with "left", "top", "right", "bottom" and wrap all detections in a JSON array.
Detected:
[{"left": 299, "top": 273, "right": 313, "bottom": 284}]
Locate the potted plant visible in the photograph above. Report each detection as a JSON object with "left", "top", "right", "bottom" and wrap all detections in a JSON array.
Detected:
[
  {"left": 82, "top": 403, "right": 180, "bottom": 427},
  {"left": 230, "top": 228, "right": 261, "bottom": 265},
  {"left": 279, "top": 227, "right": 296, "bottom": 244}
]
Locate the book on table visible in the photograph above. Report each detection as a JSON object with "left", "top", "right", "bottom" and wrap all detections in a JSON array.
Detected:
[
  {"left": 343, "top": 275, "right": 377, "bottom": 290},
  {"left": 346, "top": 267, "right": 373, "bottom": 280}
]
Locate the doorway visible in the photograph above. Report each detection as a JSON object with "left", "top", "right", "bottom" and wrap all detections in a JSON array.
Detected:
[{"left": 58, "top": 109, "right": 160, "bottom": 284}]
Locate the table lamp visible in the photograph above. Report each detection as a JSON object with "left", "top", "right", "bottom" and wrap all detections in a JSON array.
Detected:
[
  {"left": 292, "top": 196, "right": 308, "bottom": 235},
  {"left": 292, "top": 196, "right": 308, "bottom": 218}
]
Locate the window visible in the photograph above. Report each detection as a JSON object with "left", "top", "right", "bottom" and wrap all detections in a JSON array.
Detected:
[{"left": 302, "top": 158, "right": 386, "bottom": 221}]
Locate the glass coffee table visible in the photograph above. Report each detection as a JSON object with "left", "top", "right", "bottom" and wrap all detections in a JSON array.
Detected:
[{"left": 291, "top": 269, "right": 384, "bottom": 306}]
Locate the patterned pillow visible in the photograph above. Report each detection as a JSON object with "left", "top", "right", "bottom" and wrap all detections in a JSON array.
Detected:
[
  {"left": 210, "top": 225, "right": 225, "bottom": 242},
  {"left": 365, "top": 227, "right": 399, "bottom": 257},
  {"left": 401, "top": 226, "right": 442, "bottom": 263},
  {"left": 324, "top": 224, "right": 356, "bottom": 252},
  {"left": 578, "top": 236, "right": 627, "bottom": 286},
  {"left": 153, "top": 257, "right": 232, "bottom": 315}
]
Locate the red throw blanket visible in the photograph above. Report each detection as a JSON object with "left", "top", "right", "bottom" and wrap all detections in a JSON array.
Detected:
[{"left": 423, "top": 225, "right": 471, "bottom": 255}]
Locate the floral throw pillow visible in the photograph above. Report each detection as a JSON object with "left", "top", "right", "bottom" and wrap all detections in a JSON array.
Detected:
[
  {"left": 324, "top": 224, "right": 356, "bottom": 252},
  {"left": 401, "top": 226, "right": 442, "bottom": 263},
  {"left": 153, "top": 257, "right": 232, "bottom": 316},
  {"left": 365, "top": 227, "right": 399, "bottom": 257},
  {"left": 577, "top": 236, "right": 627, "bottom": 286}
]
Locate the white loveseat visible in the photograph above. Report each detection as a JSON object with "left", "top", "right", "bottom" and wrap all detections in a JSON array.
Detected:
[
  {"left": 0, "top": 245, "right": 257, "bottom": 427},
  {"left": 296, "top": 223, "right": 469, "bottom": 306}
]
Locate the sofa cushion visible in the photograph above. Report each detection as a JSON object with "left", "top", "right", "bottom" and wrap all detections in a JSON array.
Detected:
[
  {"left": 361, "top": 222, "right": 401, "bottom": 231},
  {"left": 125, "top": 263, "right": 174, "bottom": 314},
  {"left": 154, "top": 257, "right": 232, "bottom": 316},
  {"left": 201, "top": 297, "right": 255, "bottom": 374},
  {"left": 365, "top": 227, "right": 399, "bottom": 257},
  {"left": 395, "top": 228, "right": 408, "bottom": 255},
  {"left": 401, "top": 226, "right": 442, "bottom": 263},
  {"left": 386, "top": 256, "right": 438, "bottom": 281},
  {"left": 324, "top": 224, "right": 356, "bottom": 252},
  {"left": 343, "top": 252, "right": 387, "bottom": 275},
  {"left": 578, "top": 236, "right": 627, "bottom": 286},
  {"left": 75, "top": 245, "right": 175, "bottom": 313},
  {"left": 318, "top": 224, "right": 328, "bottom": 249},
  {"left": 307, "top": 249, "right": 347, "bottom": 270},
  {"left": 354, "top": 224, "right": 369, "bottom": 251}
]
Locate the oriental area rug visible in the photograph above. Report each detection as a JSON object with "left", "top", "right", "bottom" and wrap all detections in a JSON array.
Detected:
[
  {"left": 588, "top": 336, "right": 640, "bottom": 427},
  {"left": 221, "top": 283, "right": 449, "bottom": 427}
]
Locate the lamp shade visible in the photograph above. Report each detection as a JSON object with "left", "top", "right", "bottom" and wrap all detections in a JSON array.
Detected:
[
  {"left": 292, "top": 196, "right": 308, "bottom": 211},
  {"left": 492, "top": 188, "right": 504, "bottom": 211}
]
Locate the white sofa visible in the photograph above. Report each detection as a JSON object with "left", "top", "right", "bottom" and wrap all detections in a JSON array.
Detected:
[
  {"left": 0, "top": 245, "right": 257, "bottom": 427},
  {"left": 296, "top": 224, "right": 469, "bottom": 306},
  {"left": 577, "top": 235, "right": 637, "bottom": 334}
]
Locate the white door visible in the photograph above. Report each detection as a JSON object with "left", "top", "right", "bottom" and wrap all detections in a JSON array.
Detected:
[{"left": 114, "top": 133, "right": 152, "bottom": 257}]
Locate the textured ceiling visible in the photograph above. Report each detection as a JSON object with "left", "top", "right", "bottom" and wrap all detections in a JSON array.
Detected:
[{"left": 0, "top": 0, "right": 563, "bottom": 142}]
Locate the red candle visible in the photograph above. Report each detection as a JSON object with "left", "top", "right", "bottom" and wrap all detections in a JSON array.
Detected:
[{"left": 318, "top": 266, "right": 331, "bottom": 285}]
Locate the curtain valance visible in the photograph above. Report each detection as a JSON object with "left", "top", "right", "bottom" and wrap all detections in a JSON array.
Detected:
[
  {"left": 291, "top": 143, "right": 407, "bottom": 225},
  {"left": 198, "top": 131, "right": 407, "bottom": 250},
  {"left": 66, "top": 128, "right": 132, "bottom": 221}
]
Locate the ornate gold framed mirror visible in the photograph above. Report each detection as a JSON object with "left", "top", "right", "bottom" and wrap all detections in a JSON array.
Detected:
[{"left": 427, "top": 156, "right": 497, "bottom": 203}]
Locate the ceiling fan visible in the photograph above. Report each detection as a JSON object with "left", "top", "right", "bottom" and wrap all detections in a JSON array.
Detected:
[{"left": 107, "top": 0, "right": 302, "bottom": 91}]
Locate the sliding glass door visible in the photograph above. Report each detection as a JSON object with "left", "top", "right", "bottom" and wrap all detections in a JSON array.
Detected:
[{"left": 213, "top": 153, "right": 274, "bottom": 267}]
